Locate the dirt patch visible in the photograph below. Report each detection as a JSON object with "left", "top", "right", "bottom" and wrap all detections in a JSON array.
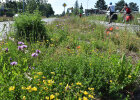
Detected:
[{"left": 126, "top": 51, "right": 140, "bottom": 64}]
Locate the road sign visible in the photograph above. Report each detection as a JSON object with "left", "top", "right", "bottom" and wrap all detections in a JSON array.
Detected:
[{"left": 63, "top": 3, "right": 67, "bottom": 7}]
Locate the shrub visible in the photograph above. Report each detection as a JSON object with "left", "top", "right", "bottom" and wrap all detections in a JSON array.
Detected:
[
  {"left": 6, "top": 12, "right": 14, "bottom": 17},
  {"left": 14, "top": 11, "right": 48, "bottom": 42}
]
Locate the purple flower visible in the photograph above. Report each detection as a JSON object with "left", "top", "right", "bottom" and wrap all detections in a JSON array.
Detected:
[
  {"left": 5, "top": 48, "right": 8, "bottom": 52},
  {"left": 22, "top": 45, "right": 27, "bottom": 48},
  {"left": 10, "top": 61, "right": 17, "bottom": 66},
  {"left": 18, "top": 41, "right": 24, "bottom": 45},
  {"left": 36, "top": 49, "right": 41, "bottom": 54},
  {"left": 18, "top": 46, "right": 23, "bottom": 50},
  {"left": 32, "top": 53, "right": 38, "bottom": 57},
  {"left": 10, "top": 58, "right": 12, "bottom": 61}
]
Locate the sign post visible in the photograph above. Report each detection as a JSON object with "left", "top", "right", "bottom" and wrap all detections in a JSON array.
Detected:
[{"left": 63, "top": 3, "right": 67, "bottom": 15}]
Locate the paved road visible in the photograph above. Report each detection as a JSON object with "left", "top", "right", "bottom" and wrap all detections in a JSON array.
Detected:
[{"left": 0, "top": 18, "right": 58, "bottom": 41}]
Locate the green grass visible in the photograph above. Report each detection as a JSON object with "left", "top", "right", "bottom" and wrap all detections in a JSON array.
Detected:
[{"left": 0, "top": 15, "right": 140, "bottom": 100}]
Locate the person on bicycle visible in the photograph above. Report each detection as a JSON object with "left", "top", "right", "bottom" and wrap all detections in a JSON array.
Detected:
[
  {"left": 120, "top": 3, "right": 132, "bottom": 22},
  {"left": 121, "top": 3, "right": 131, "bottom": 14},
  {"left": 107, "top": 2, "right": 115, "bottom": 23}
]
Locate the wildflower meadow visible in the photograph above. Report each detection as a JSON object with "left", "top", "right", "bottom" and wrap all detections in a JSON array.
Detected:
[{"left": 0, "top": 13, "right": 140, "bottom": 100}]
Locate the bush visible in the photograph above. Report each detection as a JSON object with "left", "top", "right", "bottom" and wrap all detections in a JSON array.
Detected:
[
  {"left": 6, "top": 12, "right": 14, "bottom": 17},
  {"left": 14, "top": 11, "right": 48, "bottom": 42}
]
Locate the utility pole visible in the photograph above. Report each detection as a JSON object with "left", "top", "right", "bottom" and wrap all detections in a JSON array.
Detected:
[{"left": 23, "top": 0, "right": 25, "bottom": 13}]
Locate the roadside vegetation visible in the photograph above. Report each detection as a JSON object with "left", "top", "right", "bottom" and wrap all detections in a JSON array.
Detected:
[
  {"left": 0, "top": 13, "right": 140, "bottom": 100},
  {"left": 87, "top": 13, "right": 140, "bottom": 25}
]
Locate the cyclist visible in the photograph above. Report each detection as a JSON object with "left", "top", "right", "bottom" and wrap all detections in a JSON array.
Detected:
[
  {"left": 120, "top": 3, "right": 132, "bottom": 22},
  {"left": 107, "top": 2, "right": 115, "bottom": 23}
]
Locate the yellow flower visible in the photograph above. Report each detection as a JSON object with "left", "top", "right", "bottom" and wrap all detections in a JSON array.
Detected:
[
  {"left": 22, "top": 96, "right": 26, "bottom": 100},
  {"left": 76, "top": 82, "right": 82, "bottom": 86},
  {"left": 84, "top": 91, "right": 88, "bottom": 95},
  {"left": 65, "top": 84, "right": 70, "bottom": 91},
  {"left": 128, "top": 75, "right": 132, "bottom": 78},
  {"left": 43, "top": 80, "right": 46, "bottom": 84},
  {"left": 88, "top": 88, "right": 94, "bottom": 91},
  {"left": 78, "top": 97, "right": 82, "bottom": 100},
  {"left": 37, "top": 72, "right": 43, "bottom": 75},
  {"left": 50, "top": 94, "right": 55, "bottom": 100},
  {"left": 31, "top": 87, "right": 37, "bottom": 91},
  {"left": 59, "top": 83, "right": 62, "bottom": 85},
  {"left": 50, "top": 44, "right": 54, "bottom": 47},
  {"left": 9, "top": 86, "right": 15, "bottom": 91},
  {"left": 55, "top": 93, "right": 59, "bottom": 96},
  {"left": 42, "top": 76, "right": 46, "bottom": 79},
  {"left": 47, "top": 80, "right": 54, "bottom": 86},
  {"left": 110, "top": 80, "right": 112, "bottom": 83},
  {"left": 88, "top": 94, "right": 94, "bottom": 98},
  {"left": 51, "top": 72, "right": 55, "bottom": 75},
  {"left": 45, "top": 96, "right": 49, "bottom": 100},
  {"left": 26, "top": 86, "right": 32, "bottom": 92},
  {"left": 34, "top": 75, "right": 39, "bottom": 79},
  {"left": 21, "top": 86, "right": 26, "bottom": 90},
  {"left": 83, "top": 96, "right": 88, "bottom": 100}
]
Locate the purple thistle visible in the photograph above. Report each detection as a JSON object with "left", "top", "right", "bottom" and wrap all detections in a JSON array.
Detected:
[
  {"left": 18, "top": 41, "right": 24, "bottom": 45},
  {"left": 5, "top": 48, "right": 8, "bottom": 52},
  {"left": 18, "top": 46, "right": 23, "bottom": 50},
  {"left": 10, "top": 58, "right": 12, "bottom": 61},
  {"left": 36, "top": 49, "right": 41, "bottom": 54},
  {"left": 10, "top": 61, "right": 17, "bottom": 66},
  {"left": 22, "top": 45, "right": 27, "bottom": 48},
  {"left": 32, "top": 53, "right": 38, "bottom": 57}
]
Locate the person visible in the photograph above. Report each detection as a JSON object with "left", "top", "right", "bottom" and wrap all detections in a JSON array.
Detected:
[
  {"left": 79, "top": 9, "right": 83, "bottom": 18},
  {"left": 121, "top": 3, "right": 131, "bottom": 15},
  {"left": 79, "top": 3, "right": 83, "bottom": 18},
  {"left": 107, "top": 2, "right": 115, "bottom": 23},
  {"left": 120, "top": 3, "right": 132, "bottom": 22}
]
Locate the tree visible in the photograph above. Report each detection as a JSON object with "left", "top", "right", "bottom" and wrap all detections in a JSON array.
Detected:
[
  {"left": 129, "top": 2, "right": 139, "bottom": 11},
  {"left": 95, "top": 0, "right": 107, "bottom": 10},
  {"left": 73, "top": 0, "right": 79, "bottom": 15},
  {"left": 115, "top": 0, "right": 125, "bottom": 11},
  {"left": 5, "top": 1, "right": 18, "bottom": 13},
  {"left": 26, "top": 0, "right": 54, "bottom": 17},
  {"left": 26, "top": 0, "right": 38, "bottom": 13}
]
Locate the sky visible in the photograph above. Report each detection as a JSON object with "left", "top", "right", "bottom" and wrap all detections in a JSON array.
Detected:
[{"left": 48, "top": 0, "right": 140, "bottom": 14}]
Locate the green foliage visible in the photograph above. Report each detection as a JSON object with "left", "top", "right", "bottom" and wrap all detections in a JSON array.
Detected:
[
  {"left": 73, "top": 0, "right": 79, "bottom": 15},
  {"left": 14, "top": 11, "right": 48, "bottom": 42},
  {"left": 95, "top": 0, "right": 107, "bottom": 10},
  {"left": 5, "top": 1, "right": 18, "bottom": 13},
  {"left": 129, "top": 2, "right": 139, "bottom": 11},
  {"left": 26, "top": 0, "right": 54, "bottom": 17}
]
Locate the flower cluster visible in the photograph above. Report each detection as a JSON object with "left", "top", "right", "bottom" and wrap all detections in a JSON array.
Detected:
[
  {"left": 31, "top": 49, "right": 41, "bottom": 57},
  {"left": 17, "top": 41, "right": 27, "bottom": 51},
  {"left": 21, "top": 86, "right": 37, "bottom": 92}
]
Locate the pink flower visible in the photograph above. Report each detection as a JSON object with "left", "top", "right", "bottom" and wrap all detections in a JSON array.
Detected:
[
  {"left": 18, "top": 41, "right": 24, "bottom": 45},
  {"left": 22, "top": 45, "right": 27, "bottom": 48},
  {"left": 5, "top": 48, "right": 8, "bottom": 52},
  {"left": 10, "top": 61, "right": 17, "bottom": 66},
  {"left": 32, "top": 53, "right": 38, "bottom": 57},
  {"left": 18, "top": 46, "right": 23, "bottom": 50},
  {"left": 36, "top": 49, "right": 41, "bottom": 54}
]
